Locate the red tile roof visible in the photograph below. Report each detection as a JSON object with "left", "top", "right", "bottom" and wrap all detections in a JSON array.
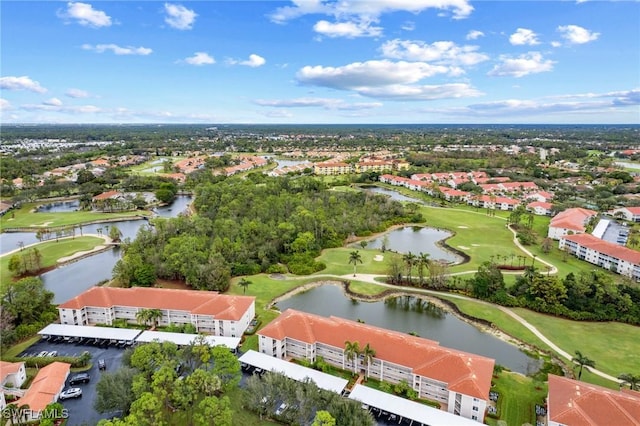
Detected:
[
  {"left": 17, "top": 362, "right": 70, "bottom": 412},
  {"left": 58, "top": 287, "right": 255, "bottom": 321},
  {"left": 0, "top": 361, "right": 24, "bottom": 379},
  {"left": 527, "top": 201, "right": 553, "bottom": 209},
  {"left": 259, "top": 309, "right": 494, "bottom": 399},
  {"left": 548, "top": 375, "right": 640, "bottom": 426},
  {"left": 562, "top": 233, "right": 640, "bottom": 265},
  {"left": 92, "top": 190, "right": 121, "bottom": 201},
  {"left": 550, "top": 208, "right": 597, "bottom": 232}
]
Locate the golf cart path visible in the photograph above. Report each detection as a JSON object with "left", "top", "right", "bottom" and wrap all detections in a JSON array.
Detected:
[{"left": 324, "top": 272, "right": 619, "bottom": 384}]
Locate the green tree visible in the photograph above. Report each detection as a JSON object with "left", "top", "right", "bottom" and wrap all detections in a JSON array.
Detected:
[
  {"left": 572, "top": 350, "right": 596, "bottom": 380},
  {"left": 95, "top": 367, "right": 137, "bottom": 415},
  {"left": 344, "top": 340, "right": 361, "bottom": 374},
  {"left": 312, "top": 410, "right": 336, "bottom": 426},
  {"left": 617, "top": 373, "right": 640, "bottom": 391},
  {"left": 238, "top": 278, "right": 252, "bottom": 294},
  {"left": 361, "top": 343, "right": 376, "bottom": 378},
  {"left": 7, "top": 255, "right": 24, "bottom": 276},
  {"left": 211, "top": 345, "right": 241, "bottom": 391},
  {"left": 348, "top": 250, "right": 363, "bottom": 277},
  {"left": 417, "top": 252, "right": 430, "bottom": 286},
  {"left": 109, "top": 225, "right": 123, "bottom": 242},
  {"left": 402, "top": 252, "right": 417, "bottom": 284}
]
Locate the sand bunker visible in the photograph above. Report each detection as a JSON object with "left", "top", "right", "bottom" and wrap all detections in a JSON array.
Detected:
[
  {"left": 31, "top": 221, "right": 54, "bottom": 227},
  {"left": 458, "top": 246, "right": 470, "bottom": 250},
  {"left": 457, "top": 225, "right": 469, "bottom": 228},
  {"left": 471, "top": 244, "right": 480, "bottom": 247},
  {"left": 373, "top": 255, "right": 384, "bottom": 262}
]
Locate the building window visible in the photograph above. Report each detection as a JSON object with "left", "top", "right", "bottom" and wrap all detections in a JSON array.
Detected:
[
  {"left": 472, "top": 415, "right": 478, "bottom": 421},
  {"left": 472, "top": 406, "right": 479, "bottom": 411}
]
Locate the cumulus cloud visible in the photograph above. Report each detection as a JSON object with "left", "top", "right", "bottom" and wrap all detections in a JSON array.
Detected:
[
  {"left": 269, "top": 0, "right": 474, "bottom": 33},
  {"left": 296, "top": 60, "right": 482, "bottom": 101},
  {"left": 82, "top": 44, "right": 152, "bottom": 55},
  {"left": 254, "top": 97, "right": 382, "bottom": 110},
  {"left": 401, "top": 21, "right": 416, "bottom": 31},
  {"left": 58, "top": 2, "right": 112, "bottom": 28},
  {"left": 488, "top": 52, "right": 555, "bottom": 78},
  {"left": 21, "top": 102, "right": 101, "bottom": 114},
  {"left": 164, "top": 3, "right": 197, "bottom": 30},
  {"left": 380, "top": 39, "right": 489, "bottom": 67},
  {"left": 313, "top": 19, "right": 383, "bottom": 38},
  {"left": 66, "top": 88, "right": 90, "bottom": 98},
  {"left": 297, "top": 60, "right": 450, "bottom": 89},
  {"left": 557, "top": 24, "right": 599, "bottom": 44},
  {"left": 184, "top": 52, "right": 215, "bottom": 65},
  {"left": 227, "top": 54, "right": 266, "bottom": 67},
  {"left": 43, "top": 98, "right": 63, "bottom": 106},
  {"left": 466, "top": 30, "right": 484, "bottom": 40},
  {"left": 0, "top": 76, "right": 47, "bottom": 93},
  {"left": 509, "top": 28, "right": 540, "bottom": 46}
]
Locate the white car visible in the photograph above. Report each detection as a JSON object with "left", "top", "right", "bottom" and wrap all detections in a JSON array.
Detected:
[
  {"left": 59, "top": 387, "right": 82, "bottom": 400},
  {"left": 275, "top": 403, "right": 288, "bottom": 415}
]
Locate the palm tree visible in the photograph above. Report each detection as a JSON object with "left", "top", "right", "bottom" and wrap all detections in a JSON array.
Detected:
[
  {"left": 617, "top": 373, "right": 640, "bottom": 391},
  {"left": 148, "top": 308, "right": 163, "bottom": 328},
  {"left": 344, "top": 340, "right": 361, "bottom": 374},
  {"left": 572, "top": 350, "right": 596, "bottom": 380},
  {"left": 348, "top": 250, "right": 363, "bottom": 277},
  {"left": 417, "top": 252, "right": 430, "bottom": 286},
  {"left": 402, "top": 252, "right": 417, "bottom": 284},
  {"left": 135, "top": 308, "right": 150, "bottom": 327},
  {"left": 361, "top": 343, "right": 376, "bottom": 379},
  {"left": 238, "top": 278, "right": 252, "bottom": 294}
]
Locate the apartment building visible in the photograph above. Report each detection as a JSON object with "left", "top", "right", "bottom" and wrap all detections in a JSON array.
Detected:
[{"left": 58, "top": 287, "right": 255, "bottom": 337}]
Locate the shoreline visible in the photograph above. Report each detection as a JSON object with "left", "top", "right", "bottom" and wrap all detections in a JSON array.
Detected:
[{"left": 267, "top": 279, "right": 544, "bottom": 369}]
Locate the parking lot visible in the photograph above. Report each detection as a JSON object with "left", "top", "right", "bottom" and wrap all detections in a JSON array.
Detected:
[{"left": 20, "top": 337, "right": 128, "bottom": 426}]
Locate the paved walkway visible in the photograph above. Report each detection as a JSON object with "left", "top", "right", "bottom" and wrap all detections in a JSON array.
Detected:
[{"left": 326, "top": 272, "right": 620, "bottom": 384}]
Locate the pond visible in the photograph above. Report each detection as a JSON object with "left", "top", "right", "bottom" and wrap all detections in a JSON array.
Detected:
[
  {"left": 1, "top": 196, "right": 193, "bottom": 301},
  {"left": 362, "top": 186, "right": 423, "bottom": 203},
  {"left": 36, "top": 200, "right": 80, "bottom": 213},
  {"left": 274, "top": 158, "right": 311, "bottom": 170},
  {"left": 364, "top": 226, "right": 461, "bottom": 263},
  {"left": 276, "top": 284, "right": 542, "bottom": 375}
]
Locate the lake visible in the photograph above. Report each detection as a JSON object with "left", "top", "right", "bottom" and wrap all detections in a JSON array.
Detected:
[
  {"left": 364, "top": 226, "right": 461, "bottom": 263},
  {"left": 362, "top": 186, "right": 423, "bottom": 203},
  {"left": 276, "top": 284, "right": 542, "bottom": 374}
]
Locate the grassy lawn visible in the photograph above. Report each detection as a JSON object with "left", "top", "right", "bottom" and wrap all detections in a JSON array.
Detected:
[
  {"left": 0, "top": 236, "right": 105, "bottom": 289},
  {"left": 227, "top": 387, "right": 280, "bottom": 426},
  {"left": 486, "top": 371, "right": 547, "bottom": 426},
  {"left": 512, "top": 308, "right": 640, "bottom": 379},
  {"left": 0, "top": 202, "right": 150, "bottom": 230},
  {"left": 315, "top": 247, "right": 397, "bottom": 276}
]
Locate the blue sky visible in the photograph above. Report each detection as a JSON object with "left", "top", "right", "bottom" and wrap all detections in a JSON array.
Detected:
[{"left": 1, "top": 0, "right": 639, "bottom": 124}]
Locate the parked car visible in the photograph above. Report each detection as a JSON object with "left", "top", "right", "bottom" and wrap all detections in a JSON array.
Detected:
[
  {"left": 59, "top": 387, "right": 82, "bottom": 400},
  {"left": 69, "top": 373, "right": 90, "bottom": 385},
  {"left": 275, "top": 403, "right": 288, "bottom": 415},
  {"left": 37, "top": 351, "right": 49, "bottom": 357},
  {"left": 98, "top": 359, "right": 106, "bottom": 370},
  {"left": 48, "top": 351, "right": 58, "bottom": 357}
]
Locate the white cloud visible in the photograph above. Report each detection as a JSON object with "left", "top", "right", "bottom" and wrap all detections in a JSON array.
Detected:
[
  {"left": 509, "top": 28, "right": 540, "bottom": 46},
  {"left": 66, "top": 88, "right": 90, "bottom": 98},
  {"left": 557, "top": 25, "right": 599, "bottom": 44},
  {"left": 0, "top": 98, "right": 11, "bottom": 111},
  {"left": 43, "top": 98, "right": 63, "bottom": 106},
  {"left": 164, "top": 3, "right": 197, "bottom": 30},
  {"left": 466, "top": 30, "right": 484, "bottom": 40},
  {"left": 82, "top": 44, "right": 152, "bottom": 55},
  {"left": 488, "top": 52, "right": 555, "bottom": 78},
  {"left": 184, "top": 52, "right": 215, "bottom": 66},
  {"left": 313, "top": 19, "right": 383, "bottom": 38},
  {"left": 380, "top": 39, "right": 489, "bottom": 67},
  {"left": 58, "top": 2, "right": 112, "bottom": 28},
  {"left": 357, "top": 83, "right": 483, "bottom": 100},
  {"left": 227, "top": 54, "right": 266, "bottom": 67},
  {"left": 0, "top": 76, "right": 47, "bottom": 93},
  {"left": 269, "top": 0, "right": 473, "bottom": 27},
  {"left": 401, "top": 21, "right": 415, "bottom": 31},
  {"left": 297, "top": 60, "right": 450, "bottom": 90},
  {"left": 296, "top": 60, "right": 482, "bottom": 101},
  {"left": 21, "top": 102, "right": 101, "bottom": 114},
  {"left": 254, "top": 97, "right": 382, "bottom": 110},
  {"left": 550, "top": 41, "right": 562, "bottom": 48}
]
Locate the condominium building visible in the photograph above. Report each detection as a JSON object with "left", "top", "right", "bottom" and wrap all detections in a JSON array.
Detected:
[
  {"left": 58, "top": 287, "right": 255, "bottom": 337},
  {"left": 547, "top": 208, "right": 597, "bottom": 240},
  {"left": 547, "top": 374, "right": 640, "bottom": 426},
  {"left": 258, "top": 309, "right": 494, "bottom": 422},
  {"left": 559, "top": 233, "right": 640, "bottom": 280},
  {"left": 313, "top": 162, "right": 352, "bottom": 175}
]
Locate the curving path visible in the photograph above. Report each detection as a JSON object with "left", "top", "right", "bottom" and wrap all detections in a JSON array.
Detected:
[{"left": 319, "top": 272, "right": 620, "bottom": 384}]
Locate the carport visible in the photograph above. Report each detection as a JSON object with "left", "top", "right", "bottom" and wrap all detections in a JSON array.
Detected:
[
  {"left": 348, "top": 384, "right": 481, "bottom": 426},
  {"left": 38, "top": 324, "right": 142, "bottom": 341},
  {"left": 238, "top": 350, "right": 348, "bottom": 393},
  {"left": 135, "top": 331, "right": 241, "bottom": 351}
]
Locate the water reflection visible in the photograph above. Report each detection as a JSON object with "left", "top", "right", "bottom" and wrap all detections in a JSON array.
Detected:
[
  {"left": 362, "top": 186, "right": 423, "bottom": 203},
  {"left": 36, "top": 200, "right": 80, "bottom": 213},
  {"left": 277, "top": 284, "right": 541, "bottom": 374},
  {"left": 365, "top": 226, "right": 461, "bottom": 263}
]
